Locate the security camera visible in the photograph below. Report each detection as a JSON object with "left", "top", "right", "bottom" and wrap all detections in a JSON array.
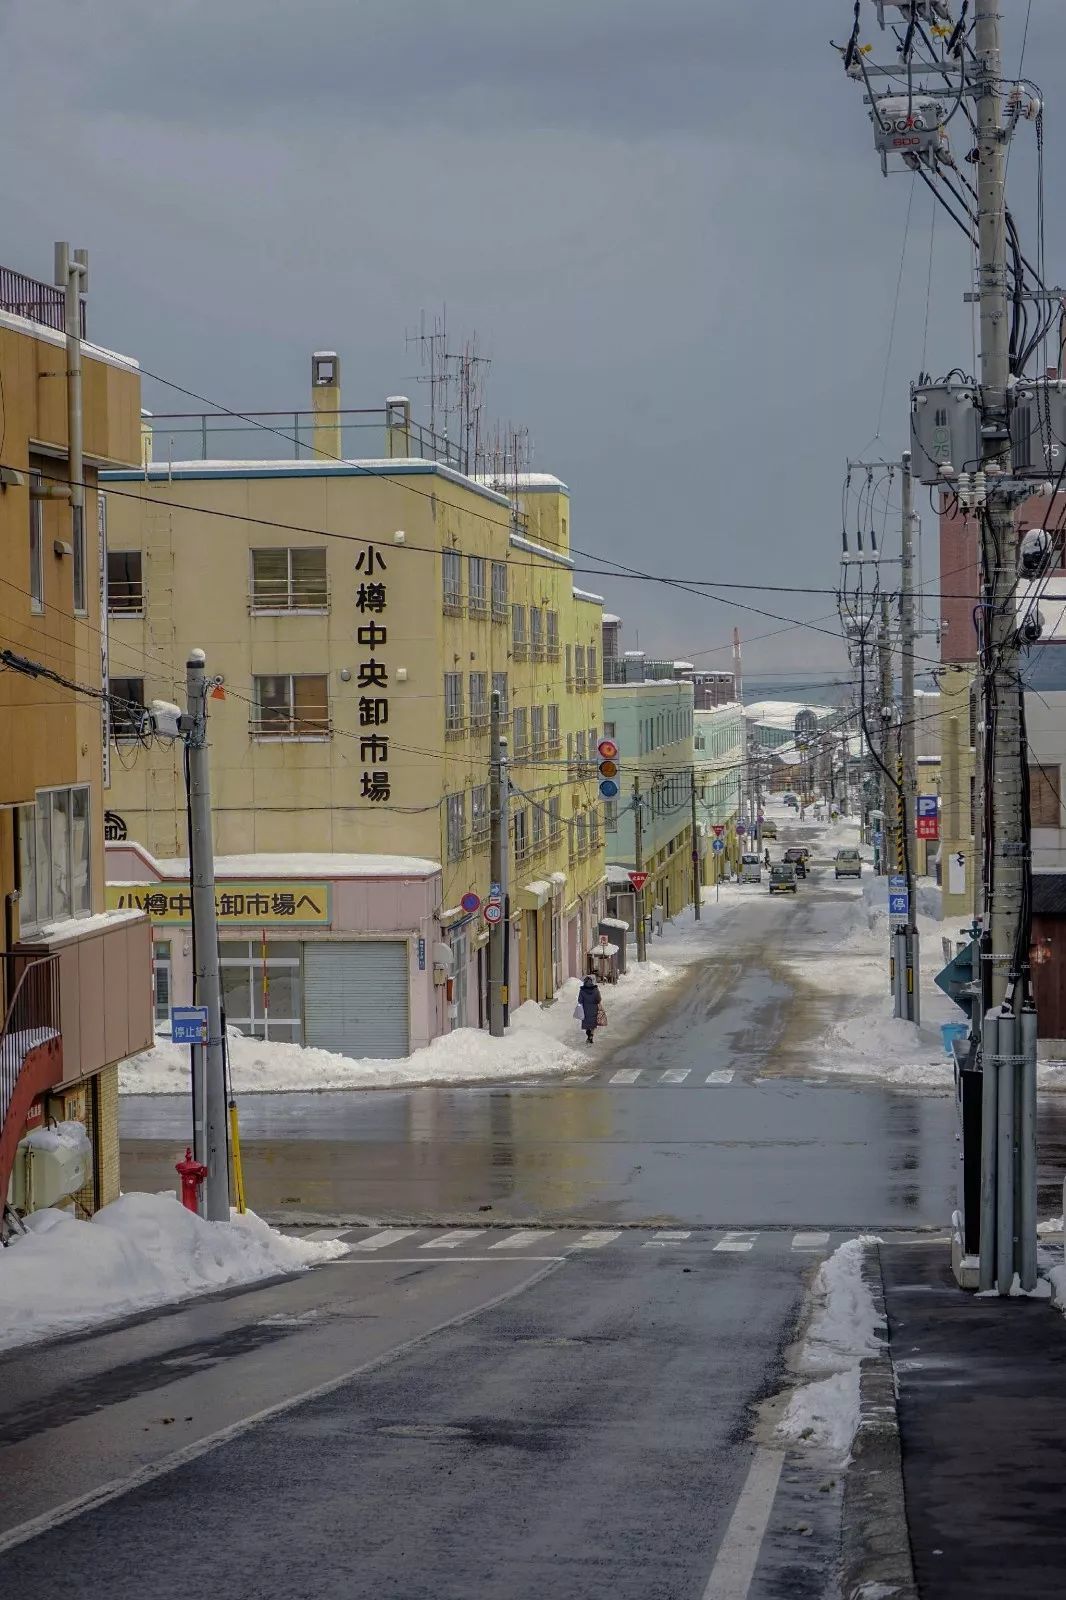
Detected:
[{"left": 1020, "top": 527, "right": 1052, "bottom": 578}]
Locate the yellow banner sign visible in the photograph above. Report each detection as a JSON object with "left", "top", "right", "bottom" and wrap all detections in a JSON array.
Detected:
[{"left": 105, "top": 882, "right": 331, "bottom": 926}]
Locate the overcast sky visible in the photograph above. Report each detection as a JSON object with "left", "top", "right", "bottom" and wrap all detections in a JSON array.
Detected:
[{"left": 2, "top": 0, "right": 1061, "bottom": 693}]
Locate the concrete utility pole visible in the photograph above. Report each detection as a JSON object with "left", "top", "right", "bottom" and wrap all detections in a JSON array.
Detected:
[
  {"left": 185, "top": 649, "right": 228, "bottom": 1222},
  {"left": 690, "top": 768, "right": 701, "bottom": 920},
  {"left": 877, "top": 595, "right": 894, "bottom": 876},
  {"left": 899, "top": 451, "right": 920, "bottom": 1023},
  {"left": 55, "top": 243, "right": 87, "bottom": 614},
  {"left": 488, "top": 691, "right": 509, "bottom": 1036},
  {"left": 633, "top": 776, "right": 647, "bottom": 963}
]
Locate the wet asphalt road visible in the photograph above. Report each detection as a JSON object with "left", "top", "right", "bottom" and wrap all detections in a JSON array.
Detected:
[{"left": 8, "top": 833, "right": 1066, "bottom": 1597}]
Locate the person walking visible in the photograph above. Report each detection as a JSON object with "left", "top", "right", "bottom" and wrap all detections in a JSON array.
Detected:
[{"left": 577, "top": 973, "right": 603, "bottom": 1044}]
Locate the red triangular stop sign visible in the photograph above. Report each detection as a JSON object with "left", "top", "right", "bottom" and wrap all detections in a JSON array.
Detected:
[
  {"left": 712, "top": 824, "right": 725, "bottom": 837},
  {"left": 628, "top": 870, "right": 649, "bottom": 891}
]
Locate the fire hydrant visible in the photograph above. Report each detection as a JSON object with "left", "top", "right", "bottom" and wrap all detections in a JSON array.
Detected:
[{"left": 176, "top": 1147, "right": 208, "bottom": 1213}]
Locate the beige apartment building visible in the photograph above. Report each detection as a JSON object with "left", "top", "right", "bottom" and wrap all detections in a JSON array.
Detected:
[{"left": 100, "top": 357, "right": 606, "bottom": 1039}]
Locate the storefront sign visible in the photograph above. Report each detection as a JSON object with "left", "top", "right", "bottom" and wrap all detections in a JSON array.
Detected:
[
  {"left": 418, "top": 937, "right": 426, "bottom": 971},
  {"left": 355, "top": 545, "right": 393, "bottom": 804},
  {"left": 916, "top": 795, "right": 939, "bottom": 841},
  {"left": 105, "top": 882, "right": 331, "bottom": 926}
]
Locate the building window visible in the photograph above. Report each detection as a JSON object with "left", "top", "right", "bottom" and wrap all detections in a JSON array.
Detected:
[
  {"left": 72, "top": 505, "right": 86, "bottom": 615},
  {"left": 443, "top": 548, "right": 462, "bottom": 613},
  {"left": 605, "top": 798, "right": 618, "bottom": 833},
  {"left": 513, "top": 706, "right": 529, "bottom": 759},
  {"left": 107, "top": 550, "right": 144, "bottom": 615},
  {"left": 547, "top": 703, "right": 560, "bottom": 752},
  {"left": 472, "top": 783, "right": 490, "bottom": 845},
  {"left": 589, "top": 807, "right": 600, "bottom": 850},
  {"left": 576, "top": 730, "right": 587, "bottom": 767},
  {"left": 444, "top": 671, "right": 464, "bottom": 735},
  {"left": 1029, "top": 764, "right": 1061, "bottom": 829},
  {"left": 468, "top": 555, "right": 488, "bottom": 616},
  {"left": 29, "top": 472, "right": 44, "bottom": 613},
  {"left": 549, "top": 795, "right": 562, "bottom": 841},
  {"left": 512, "top": 604, "right": 527, "bottom": 660},
  {"left": 514, "top": 807, "right": 529, "bottom": 862},
  {"left": 446, "top": 792, "right": 467, "bottom": 860},
  {"left": 566, "top": 643, "right": 574, "bottom": 690},
  {"left": 109, "top": 676, "right": 146, "bottom": 740},
  {"left": 532, "top": 800, "right": 545, "bottom": 849},
  {"left": 587, "top": 644, "right": 598, "bottom": 688},
  {"left": 250, "top": 547, "right": 327, "bottom": 611},
  {"left": 20, "top": 785, "right": 92, "bottom": 929},
  {"left": 530, "top": 606, "right": 544, "bottom": 660},
  {"left": 588, "top": 726, "right": 597, "bottom": 762},
  {"left": 575, "top": 645, "right": 586, "bottom": 689},
  {"left": 604, "top": 721, "right": 616, "bottom": 740},
  {"left": 492, "top": 671, "right": 509, "bottom": 720},
  {"left": 491, "top": 561, "right": 508, "bottom": 622},
  {"left": 567, "top": 731, "right": 575, "bottom": 772},
  {"left": 546, "top": 610, "right": 559, "bottom": 660},
  {"left": 221, "top": 940, "right": 302, "bottom": 1043},
  {"left": 251, "top": 674, "right": 330, "bottom": 738},
  {"left": 469, "top": 671, "right": 488, "bottom": 731},
  {"left": 575, "top": 813, "right": 588, "bottom": 858},
  {"left": 153, "top": 941, "right": 172, "bottom": 1025},
  {"left": 531, "top": 705, "right": 545, "bottom": 756}
]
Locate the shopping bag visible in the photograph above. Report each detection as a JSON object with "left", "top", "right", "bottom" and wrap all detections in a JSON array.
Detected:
[
  {"left": 573, "top": 1003, "right": 583, "bottom": 1021},
  {"left": 596, "top": 1005, "right": 608, "bottom": 1027}
]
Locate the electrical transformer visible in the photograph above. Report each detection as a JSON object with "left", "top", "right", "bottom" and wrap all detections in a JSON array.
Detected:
[
  {"left": 1010, "top": 379, "right": 1066, "bottom": 479},
  {"left": 910, "top": 381, "right": 981, "bottom": 485},
  {"left": 870, "top": 95, "right": 949, "bottom": 174}
]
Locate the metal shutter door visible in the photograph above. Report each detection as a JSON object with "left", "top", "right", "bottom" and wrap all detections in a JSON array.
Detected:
[{"left": 303, "top": 941, "right": 410, "bottom": 1059}]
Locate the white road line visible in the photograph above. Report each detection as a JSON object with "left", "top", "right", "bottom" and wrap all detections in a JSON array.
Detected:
[
  {"left": 660, "top": 1068, "right": 691, "bottom": 1084},
  {"left": 714, "top": 1232, "right": 759, "bottom": 1253},
  {"left": 301, "top": 1226, "right": 349, "bottom": 1241},
  {"left": 610, "top": 1068, "right": 642, "bottom": 1084},
  {"left": 0, "top": 1262, "right": 562, "bottom": 1559},
  {"left": 791, "top": 1232, "right": 830, "bottom": 1251},
  {"left": 348, "top": 1229, "right": 420, "bottom": 1253},
  {"left": 643, "top": 1230, "right": 692, "bottom": 1247},
  {"left": 488, "top": 1231, "right": 555, "bottom": 1252},
  {"left": 706, "top": 1070, "right": 735, "bottom": 1085},
  {"left": 419, "top": 1230, "right": 483, "bottom": 1250},
  {"left": 567, "top": 1231, "right": 622, "bottom": 1250},
  {"left": 700, "top": 1447, "right": 785, "bottom": 1599}
]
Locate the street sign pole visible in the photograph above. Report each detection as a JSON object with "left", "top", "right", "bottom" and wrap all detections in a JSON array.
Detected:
[
  {"left": 633, "top": 776, "right": 647, "bottom": 963},
  {"left": 690, "top": 766, "right": 701, "bottom": 921},
  {"left": 488, "top": 691, "right": 508, "bottom": 1037}
]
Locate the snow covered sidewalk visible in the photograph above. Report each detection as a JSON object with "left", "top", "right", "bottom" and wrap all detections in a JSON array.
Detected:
[
  {"left": 0, "top": 1192, "right": 348, "bottom": 1352},
  {"left": 121, "top": 888, "right": 753, "bottom": 1095}
]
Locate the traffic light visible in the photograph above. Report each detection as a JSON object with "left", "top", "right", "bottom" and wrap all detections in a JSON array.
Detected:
[{"left": 597, "top": 738, "right": 619, "bottom": 798}]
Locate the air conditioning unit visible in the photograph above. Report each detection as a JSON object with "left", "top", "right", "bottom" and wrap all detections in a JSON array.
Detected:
[
  {"left": 910, "top": 381, "right": 981, "bottom": 486},
  {"left": 9, "top": 1121, "right": 93, "bottom": 1214}
]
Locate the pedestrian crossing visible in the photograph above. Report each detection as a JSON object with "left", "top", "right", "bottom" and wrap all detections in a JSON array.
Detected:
[
  {"left": 608, "top": 1067, "right": 737, "bottom": 1086},
  {"left": 327, "top": 1225, "right": 847, "bottom": 1261}
]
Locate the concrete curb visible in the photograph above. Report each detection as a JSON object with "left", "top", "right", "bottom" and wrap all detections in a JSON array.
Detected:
[{"left": 840, "top": 1242, "right": 920, "bottom": 1600}]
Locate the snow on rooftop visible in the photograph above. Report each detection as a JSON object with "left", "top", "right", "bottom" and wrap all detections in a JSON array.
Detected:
[
  {"left": 573, "top": 587, "right": 604, "bottom": 604},
  {"left": 31, "top": 908, "right": 147, "bottom": 945},
  {"left": 143, "top": 851, "right": 442, "bottom": 880},
  {"left": 0, "top": 307, "right": 139, "bottom": 373},
  {"left": 509, "top": 533, "right": 574, "bottom": 568},
  {"left": 745, "top": 700, "right": 836, "bottom": 727},
  {"left": 602, "top": 613, "right": 621, "bottom": 625},
  {"left": 476, "top": 472, "right": 569, "bottom": 493}
]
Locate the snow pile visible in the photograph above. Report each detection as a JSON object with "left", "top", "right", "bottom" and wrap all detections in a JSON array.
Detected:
[
  {"left": 778, "top": 1238, "right": 885, "bottom": 1460},
  {"left": 0, "top": 1192, "right": 347, "bottom": 1351},
  {"left": 19, "top": 1119, "right": 91, "bottom": 1158}
]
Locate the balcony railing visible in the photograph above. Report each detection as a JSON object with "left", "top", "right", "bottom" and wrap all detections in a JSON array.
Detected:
[
  {"left": 250, "top": 579, "right": 329, "bottom": 614},
  {"left": 512, "top": 640, "right": 528, "bottom": 662},
  {"left": 107, "top": 584, "right": 145, "bottom": 617},
  {"left": 0, "top": 266, "right": 85, "bottom": 337},
  {"left": 444, "top": 717, "right": 467, "bottom": 740},
  {"left": 249, "top": 713, "right": 331, "bottom": 740},
  {"left": 443, "top": 589, "right": 463, "bottom": 617},
  {"left": 491, "top": 600, "right": 509, "bottom": 624},
  {"left": 468, "top": 594, "right": 489, "bottom": 619}
]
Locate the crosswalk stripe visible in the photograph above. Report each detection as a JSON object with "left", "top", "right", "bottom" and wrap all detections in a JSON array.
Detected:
[
  {"left": 568, "top": 1230, "right": 622, "bottom": 1250},
  {"left": 791, "top": 1232, "right": 830, "bottom": 1251},
  {"left": 660, "top": 1068, "right": 691, "bottom": 1084},
  {"left": 643, "top": 1230, "right": 692, "bottom": 1247},
  {"left": 419, "top": 1230, "right": 484, "bottom": 1250},
  {"left": 705, "top": 1070, "right": 735, "bottom": 1085},
  {"left": 610, "top": 1068, "right": 642, "bottom": 1084},
  {"left": 714, "top": 1232, "right": 759, "bottom": 1253},
  {"left": 488, "top": 1231, "right": 555, "bottom": 1252},
  {"left": 348, "top": 1229, "right": 420, "bottom": 1252}
]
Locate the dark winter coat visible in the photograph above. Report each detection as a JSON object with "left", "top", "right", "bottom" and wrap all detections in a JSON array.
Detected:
[{"left": 579, "top": 979, "right": 602, "bottom": 1027}]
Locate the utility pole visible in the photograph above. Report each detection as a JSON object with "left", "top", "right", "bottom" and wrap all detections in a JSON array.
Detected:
[
  {"left": 690, "top": 768, "right": 701, "bottom": 920},
  {"left": 55, "top": 243, "right": 87, "bottom": 615},
  {"left": 488, "top": 691, "right": 509, "bottom": 1036},
  {"left": 899, "top": 451, "right": 920, "bottom": 1023},
  {"left": 633, "top": 776, "right": 647, "bottom": 962},
  {"left": 877, "top": 594, "right": 894, "bottom": 877},
  {"left": 185, "top": 649, "right": 228, "bottom": 1222}
]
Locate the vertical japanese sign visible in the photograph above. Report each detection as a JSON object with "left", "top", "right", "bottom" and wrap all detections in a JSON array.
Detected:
[{"left": 355, "top": 544, "right": 391, "bottom": 803}]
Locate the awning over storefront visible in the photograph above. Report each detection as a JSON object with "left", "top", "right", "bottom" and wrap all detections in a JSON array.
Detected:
[{"left": 519, "top": 880, "right": 551, "bottom": 910}]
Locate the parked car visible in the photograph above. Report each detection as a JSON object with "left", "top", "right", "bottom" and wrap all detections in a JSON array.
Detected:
[
  {"left": 783, "top": 847, "right": 808, "bottom": 879},
  {"left": 760, "top": 819, "right": 778, "bottom": 841},
  {"left": 782, "top": 793, "right": 799, "bottom": 810},
  {"left": 740, "top": 852, "right": 762, "bottom": 884},
  {"left": 769, "top": 863, "right": 798, "bottom": 895},
  {"left": 835, "top": 848, "right": 862, "bottom": 879}
]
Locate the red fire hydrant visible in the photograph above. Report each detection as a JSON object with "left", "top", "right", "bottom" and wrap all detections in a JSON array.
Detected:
[{"left": 176, "top": 1147, "right": 208, "bottom": 1213}]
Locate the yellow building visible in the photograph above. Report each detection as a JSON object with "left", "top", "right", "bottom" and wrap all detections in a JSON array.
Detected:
[
  {"left": 0, "top": 255, "right": 152, "bottom": 1218},
  {"left": 100, "top": 356, "right": 605, "bottom": 1029}
]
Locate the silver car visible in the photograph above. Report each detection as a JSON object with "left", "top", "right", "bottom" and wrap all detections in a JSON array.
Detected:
[{"left": 835, "top": 848, "right": 862, "bottom": 879}]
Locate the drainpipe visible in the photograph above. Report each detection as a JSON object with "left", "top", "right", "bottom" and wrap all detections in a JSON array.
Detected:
[{"left": 55, "top": 243, "right": 87, "bottom": 611}]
